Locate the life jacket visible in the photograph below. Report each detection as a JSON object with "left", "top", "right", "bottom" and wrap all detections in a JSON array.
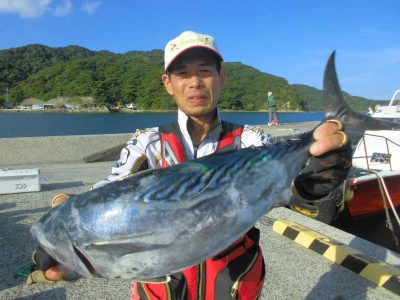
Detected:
[
  {"left": 131, "top": 121, "right": 266, "bottom": 300},
  {"left": 159, "top": 120, "right": 244, "bottom": 167}
]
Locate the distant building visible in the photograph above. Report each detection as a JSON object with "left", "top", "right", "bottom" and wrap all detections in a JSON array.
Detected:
[
  {"left": 32, "top": 104, "right": 54, "bottom": 110},
  {"left": 126, "top": 103, "right": 137, "bottom": 110},
  {"left": 2, "top": 102, "right": 13, "bottom": 109}
]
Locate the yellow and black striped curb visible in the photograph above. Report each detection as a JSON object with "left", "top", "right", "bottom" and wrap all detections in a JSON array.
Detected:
[{"left": 273, "top": 219, "right": 400, "bottom": 296}]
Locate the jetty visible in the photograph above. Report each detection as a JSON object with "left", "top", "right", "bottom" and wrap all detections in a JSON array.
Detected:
[{"left": 1, "top": 122, "right": 400, "bottom": 299}]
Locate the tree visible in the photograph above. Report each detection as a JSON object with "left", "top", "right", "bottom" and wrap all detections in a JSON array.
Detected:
[{"left": 0, "top": 44, "right": 379, "bottom": 111}]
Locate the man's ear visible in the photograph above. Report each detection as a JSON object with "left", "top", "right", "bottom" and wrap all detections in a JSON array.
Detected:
[{"left": 162, "top": 74, "right": 174, "bottom": 95}]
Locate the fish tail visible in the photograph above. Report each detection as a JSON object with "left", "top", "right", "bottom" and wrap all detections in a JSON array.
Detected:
[{"left": 323, "top": 51, "right": 398, "bottom": 132}]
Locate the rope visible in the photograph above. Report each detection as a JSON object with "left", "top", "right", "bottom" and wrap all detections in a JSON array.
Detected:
[{"left": 372, "top": 170, "right": 400, "bottom": 251}]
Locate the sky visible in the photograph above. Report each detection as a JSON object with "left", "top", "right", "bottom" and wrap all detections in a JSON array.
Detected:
[{"left": 0, "top": 0, "right": 399, "bottom": 100}]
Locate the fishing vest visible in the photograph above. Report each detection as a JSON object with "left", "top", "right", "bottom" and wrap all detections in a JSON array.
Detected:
[
  {"left": 132, "top": 121, "right": 266, "bottom": 300},
  {"left": 159, "top": 120, "right": 244, "bottom": 167}
]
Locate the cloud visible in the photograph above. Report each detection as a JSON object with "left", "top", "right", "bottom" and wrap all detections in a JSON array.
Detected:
[
  {"left": 81, "top": 1, "right": 101, "bottom": 15},
  {"left": 0, "top": 0, "right": 52, "bottom": 18},
  {"left": 53, "top": 0, "right": 72, "bottom": 17}
]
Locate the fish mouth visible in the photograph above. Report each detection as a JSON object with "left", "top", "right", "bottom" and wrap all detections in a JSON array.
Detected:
[
  {"left": 71, "top": 244, "right": 98, "bottom": 276},
  {"left": 31, "top": 222, "right": 97, "bottom": 278},
  {"left": 61, "top": 223, "right": 98, "bottom": 277}
]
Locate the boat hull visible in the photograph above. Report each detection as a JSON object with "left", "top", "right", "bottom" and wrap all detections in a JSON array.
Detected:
[{"left": 346, "top": 171, "right": 400, "bottom": 219}]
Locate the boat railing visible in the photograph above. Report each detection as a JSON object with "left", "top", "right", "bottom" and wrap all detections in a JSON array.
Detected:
[
  {"left": 388, "top": 89, "right": 400, "bottom": 106},
  {"left": 352, "top": 132, "right": 400, "bottom": 172}
]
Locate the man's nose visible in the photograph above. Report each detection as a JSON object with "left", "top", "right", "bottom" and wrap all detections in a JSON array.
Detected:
[{"left": 189, "top": 74, "right": 203, "bottom": 88}]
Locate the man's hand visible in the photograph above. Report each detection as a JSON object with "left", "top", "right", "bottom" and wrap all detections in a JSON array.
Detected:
[
  {"left": 309, "top": 120, "right": 347, "bottom": 156},
  {"left": 27, "top": 246, "right": 67, "bottom": 284},
  {"left": 294, "top": 120, "right": 352, "bottom": 200},
  {"left": 27, "top": 194, "right": 71, "bottom": 284},
  {"left": 32, "top": 246, "right": 58, "bottom": 272}
]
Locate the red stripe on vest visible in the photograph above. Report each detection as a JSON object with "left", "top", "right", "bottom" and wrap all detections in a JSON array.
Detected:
[
  {"left": 218, "top": 127, "right": 243, "bottom": 150},
  {"left": 160, "top": 132, "right": 187, "bottom": 168},
  {"left": 182, "top": 267, "right": 199, "bottom": 300},
  {"left": 204, "top": 234, "right": 258, "bottom": 300}
]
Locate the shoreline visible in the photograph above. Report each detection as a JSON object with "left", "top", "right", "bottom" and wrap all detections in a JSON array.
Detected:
[
  {"left": 0, "top": 108, "right": 167, "bottom": 114},
  {"left": 0, "top": 108, "right": 312, "bottom": 114}
]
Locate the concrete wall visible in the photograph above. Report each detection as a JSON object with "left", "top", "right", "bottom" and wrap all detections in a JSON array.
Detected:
[{"left": 1, "top": 122, "right": 321, "bottom": 166}]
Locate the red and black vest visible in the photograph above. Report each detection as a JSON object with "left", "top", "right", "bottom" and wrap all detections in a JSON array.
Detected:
[
  {"left": 159, "top": 120, "right": 244, "bottom": 167},
  {"left": 132, "top": 121, "right": 265, "bottom": 300}
]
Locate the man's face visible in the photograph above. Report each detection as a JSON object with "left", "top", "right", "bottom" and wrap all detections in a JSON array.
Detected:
[{"left": 162, "top": 48, "right": 226, "bottom": 120}]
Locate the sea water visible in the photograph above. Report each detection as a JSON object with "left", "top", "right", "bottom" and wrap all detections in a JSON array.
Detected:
[{"left": 0, "top": 111, "right": 324, "bottom": 138}]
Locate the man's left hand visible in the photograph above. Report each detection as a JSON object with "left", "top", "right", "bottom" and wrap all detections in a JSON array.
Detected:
[{"left": 309, "top": 121, "right": 347, "bottom": 156}]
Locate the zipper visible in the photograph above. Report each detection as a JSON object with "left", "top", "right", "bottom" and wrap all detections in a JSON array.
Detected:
[
  {"left": 231, "top": 252, "right": 259, "bottom": 299},
  {"left": 193, "top": 143, "right": 198, "bottom": 159},
  {"left": 141, "top": 282, "right": 171, "bottom": 300},
  {"left": 197, "top": 262, "right": 205, "bottom": 299},
  {"left": 165, "top": 281, "right": 171, "bottom": 300}
]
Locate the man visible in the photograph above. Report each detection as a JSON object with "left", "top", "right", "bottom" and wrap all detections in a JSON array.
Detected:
[
  {"left": 266, "top": 91, "right": 278, "bottom": 125},
  {"left": 31, "top": 31, "right": 351, "bottom": 299}
]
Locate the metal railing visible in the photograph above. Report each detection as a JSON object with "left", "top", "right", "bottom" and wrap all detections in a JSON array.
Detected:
[{"left": 352, "top": 133, "right": 400, "bottom": 172}]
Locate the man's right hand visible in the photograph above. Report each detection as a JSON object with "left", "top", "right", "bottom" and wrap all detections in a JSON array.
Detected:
[
  {"left": 33, "top": 246, "right": 58, "bottom": 271},
  {"left": 27, "top": 193, "right": 72, "bottom": 284},
  {"left": 27, "top": 246, "right": 67, "bottom": 284}
]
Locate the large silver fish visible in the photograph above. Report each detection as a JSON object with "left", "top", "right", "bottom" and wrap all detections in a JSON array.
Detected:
[{"left": 31, "top": 52, "right": 399, "bottom": 280}]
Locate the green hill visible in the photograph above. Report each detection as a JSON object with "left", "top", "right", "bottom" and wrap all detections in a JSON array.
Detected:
[
  {"left": 0, "top": 44, "right": 381, "bottom": 111},
  {"left": 292, "top": 84, "right": 381, "bottom": 112}
]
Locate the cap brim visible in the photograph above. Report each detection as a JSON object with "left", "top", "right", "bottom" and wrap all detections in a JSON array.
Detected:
[{"left": 165, "top": 46, "right": 223, "bottom": 71}]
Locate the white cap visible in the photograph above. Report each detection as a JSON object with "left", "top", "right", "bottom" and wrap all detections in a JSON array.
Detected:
[
  {"left": 164, "top": 31, "right": 223, "bottom": 71},
  {"left": 268, "top": 91, "right": 273, "bottom": 97}
]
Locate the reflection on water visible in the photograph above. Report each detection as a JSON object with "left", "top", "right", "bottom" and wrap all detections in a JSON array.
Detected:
[{"left": 333, "top": 208, "right": 400, "bottom": 253}]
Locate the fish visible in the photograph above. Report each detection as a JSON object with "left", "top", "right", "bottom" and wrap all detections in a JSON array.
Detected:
[{"left": 31, "top": 52, "right": 399, "bottom": 280}]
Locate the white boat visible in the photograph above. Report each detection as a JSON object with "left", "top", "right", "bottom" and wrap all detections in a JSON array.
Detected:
[
  {"left": 352, "top": 130, "right": 400, "bottom": 172},
  {"left": 290, "top": 90, "right": 400, "bottom": 224},
  {"left": 370, "top": 89, "right": 400, "bottom": 122},
  {"left": 345, "top": 89, "right": 400, "bottom": 220}
]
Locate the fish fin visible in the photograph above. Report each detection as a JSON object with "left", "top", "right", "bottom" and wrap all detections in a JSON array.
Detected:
[
  {"left": 323, "top": 51, "right": 352, "bottom": 122},
  {"left": 136, "top": 275, "right": 171, "bottom": 283},
  {"left": 323, "top": 51, "right": 399, "bottom": 132}
]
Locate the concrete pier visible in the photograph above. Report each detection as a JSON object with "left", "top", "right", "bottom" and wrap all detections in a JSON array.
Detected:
[
  {"left": 1, "top": 122, "right": 400, "bottom": 299},
  {"left": 0, "top": 122, "right": 320, "bottom": 166}
]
